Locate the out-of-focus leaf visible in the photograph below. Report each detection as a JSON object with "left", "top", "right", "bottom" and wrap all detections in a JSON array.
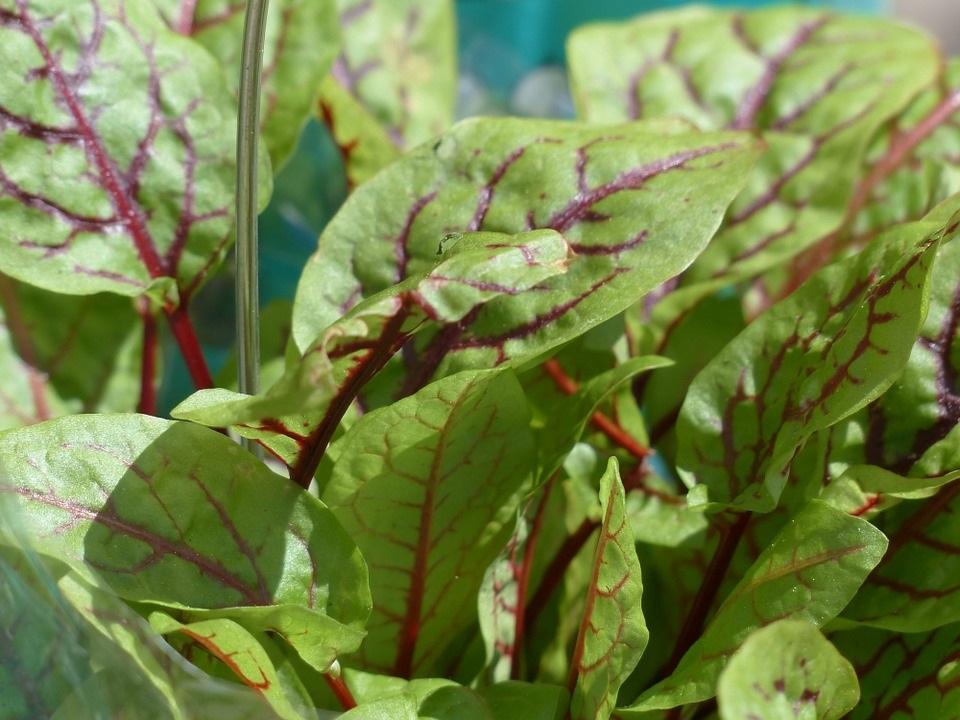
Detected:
[
  {"left": 174, "top": 230, "right": 569, "bottom": 475},
  {"left": 568, "top": 7, "right": 938, "bottom": 282},
  {"left": 0, "top": 276, "right": 141, "bottom": 431},
  {"left": 677, "top": 211, "right": 949, "bottom": 511},
  {"left": 569, "top": 459, "right": 648, "bottom": 720},
  {"left": 834, "top": 623, "right": 960, "bottom": 719},
  {"left": 160, "top": 0, "right": 340, "bottom": 168},
  {"left": 623, "top": 500, "right": 886, "bottom": 714},
  {"left": 717, "top": 620, "right": 859, "bottom": 720},
  {"left": 322, "top": 369, "right": 534, "bottom": 677},
  {"left": 292, "top": 118, "right": 759, "bottom": 377},
  {"left": 0, "top": 0, "right": 242, "bottom": 304},
  {"left": 324, "top": 0, "right": 455, "bottom": 155},
  {"left": 0, "top": 415, "right": 370, "bottom": 673}
]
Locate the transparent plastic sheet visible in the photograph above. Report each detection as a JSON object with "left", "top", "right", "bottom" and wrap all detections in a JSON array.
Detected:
[{"left": 0, "top": 462, "right": 311, "bottom": 720}]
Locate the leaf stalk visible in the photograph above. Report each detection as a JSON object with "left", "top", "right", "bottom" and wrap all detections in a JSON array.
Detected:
[{"left": 235, "top": 0, "right": 269, "bottom": 437}]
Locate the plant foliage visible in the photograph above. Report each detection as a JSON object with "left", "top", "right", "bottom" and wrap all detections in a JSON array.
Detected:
[{"left": 0, "top": 2, "right": 959, "bottom": 719}]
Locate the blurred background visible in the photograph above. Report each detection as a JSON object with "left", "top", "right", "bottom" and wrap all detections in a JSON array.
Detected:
[{"left": 162, "top": 0, "right": 960, "bottom": 409}]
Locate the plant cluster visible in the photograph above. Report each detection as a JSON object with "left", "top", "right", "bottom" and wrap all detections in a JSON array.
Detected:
[{"left": 0, "top": 2, "right": 959, "bottom": 719}]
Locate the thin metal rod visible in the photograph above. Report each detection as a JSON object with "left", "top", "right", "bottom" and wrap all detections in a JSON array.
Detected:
[{"left": 235, "top": 0, "right": 268, "bottom": 447}]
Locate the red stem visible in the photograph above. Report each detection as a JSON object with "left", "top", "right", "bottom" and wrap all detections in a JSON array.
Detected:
[
  {"left": 176, "top": 0, "right": 199, "bottom": 35},
  {"left": 524, "top": 517, "right": 599, "bottom": 632},
  {"left": 784, "top": 88, "right": 960, "bottom": 297},
  {"left": 511, "top": 476, "right": 556, "bottom": 680},
  {"left": 323, "top": 673, "right": 357, "bottom": 711},
  {"left": 659, "top": 512, "right": 750, "bottom": 679},
  {"left": 138, "top": 309, "right": 158, "bottom": 415},
  {"left": 542, "top": 359, "right": 651, "bottom": 460},
  {"left": 165, "top": 304, "right": 214, "bottom": 391},
  {"left": 290, "top": 308, "right": 410, "bottom": 489}
]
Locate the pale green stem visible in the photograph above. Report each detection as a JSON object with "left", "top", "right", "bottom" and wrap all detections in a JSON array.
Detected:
[{"left": 235, "top": 0, "right": 269, "bottom": 453}]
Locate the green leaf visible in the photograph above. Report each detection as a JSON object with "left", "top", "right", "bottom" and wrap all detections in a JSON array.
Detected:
[
  {"left": 342, "top": 671, "right": 568, "bottom": 720},
  {"left": 174, "top": 229, "right": 569, "bottom": 475},
  {"left": 341, "top": 694, "right": 419, "bottom": 720},
  {"left": 150, "top": 613, "right": 311, "bottom": 720},
  {"left": 623, "top": 500, "right": 886, "bottom": 714},
  {"left": 569, "top": 458, "right": 648, "bottom": 720},
  {"left": 292, "top": 117, "right": 759, "bottom": 377},
  {"left": 842, "top": 479, "right": 960, "bottom": 633},
  {"left": 834, "top": 623, "right": 960, "bottom": 719},
  {"left": 0, "top": 415, "right": 370, "bottom": 672},
  {"left": 327, "top": 0, "right": 456, "bottom": 152},
  {"left": 322, "top": 369, "right": 536, "bottom": 676},
  {"left": 173, "top": 0, "right": 340, "bottom": 168},
  {"left": 717, "top": 620, "right": 859, "bottom": 720},
  {"left": 317, "top": 74, "right": 400, "bottom": 189},
  {"left": 567, "top": 7, "right": 939, "bottom": 281},
  {"left": 0, "top": 0, "right": 242, "bottom": 303},
  {"left": 677, "top": 211, "right": 948, "bottom": 511},
  {"left": 0, "top": 276, "right": 141, "bottom": 431},
  {"left": 823, "top": 216, "right": 960, "bottom": 490},
  {"left": 477, "top": 509, "right": 530, "bottom": 684}
]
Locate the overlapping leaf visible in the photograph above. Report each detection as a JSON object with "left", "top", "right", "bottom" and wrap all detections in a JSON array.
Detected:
[
  {"left": 0, "top": 415, "right": 370, "bottom": 673},
  {"left": 0, "top": 276, "right": 141, "bottom": 431},
  {"left": 623, "top": 500, "right": 886, "bottom": 714},
  {"left": 319, "top": 0, "right": 455, "bottom": 184},
  {"left": 173, "top": 230, "right": 569, "bottom": 476},
  {"left": 823, "top": 212, "right": 960, "bottom": 492},
  {"left": 156, "top": 0, "right": 339, "bottom": 167},
  {"left": 717, "top": 620, "right": 859, "bottom": 720},
  {"left": 842, "top": 478, "right": 960, "bottom": 633},
  {"left": 677, "top": 210, "right": 948, "bottom": 511},
  {"left": 150, "top": 613, "right": 311, "bottom": 720},
  {"left": 0, "top": 0, "right": 240, "bottom": 303},
  {"left": 568, "top": 459, "right": 648, "bottom": 720},
  {"left": 567, "top": 7, "right": 939, "bottom": 282},
  {"left": 322, "top": 368, "right": 535, "bottom": 677},
  {"left": 835, "top": 623, "right": 960, "bottom": 719},
  {"left": 292, "top": 117, "right": 759, "bottom": 387}
]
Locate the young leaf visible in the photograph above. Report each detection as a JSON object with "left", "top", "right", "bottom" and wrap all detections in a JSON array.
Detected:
[
  {"left": 173, "top": 229, "right": 569, "bottom": 479},
  {"left": 0, "top": 0, "right": 242, "bottom": 303},
  {"left": 834, "top": 623, "right": 960, "bottom": 719},
  {"left": 150, "top": 613, "right": 312, "bottom": 720},
  {"left": 292, "top": 117, "right": 759, "bottom": 375},
  {"left": 0, "top": 415, "right": 370, "bottom": 672},
  {"left": 163, "top": 0, "right": 340, "bottom": 168},
  {"left": 624, "top": 500, "right": 886, "bottom": 714},
  {"left": 568, "top": 458, "right": 649, "bottom": 720},
  {"left": 717, "top": 620, "right": 859, "bottom": 720},
  {"left": 322, "top": 368, "right": 536, "bottom": 677},
  {"left": 0, "top": 276, "right": 141, "bottom": 431},
  {"left": 677, "top": 211, "right": 949, "bottom": 511},
  {"left": 567, "top": 7, "right": 939, "bottom": 281}
]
